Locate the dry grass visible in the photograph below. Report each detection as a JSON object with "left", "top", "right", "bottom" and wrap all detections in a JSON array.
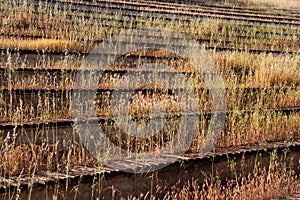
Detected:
[
  {"left": 161, "top": 172, "right": 300, "bottom": 200},
  {"left": 0, "top": 141, "right": 95, "bottom": 177},
  {"left": 1, "top": 0, "right": 300, "bottom": 53},
  {"left": 0, "top": 50, "right": 299, "bottom": 154},
  {"left": 0, "top": 37, "right": 79, "bottom": 52},
  {"left": 127, "top": 159, "right": 299, "bottom": 200},
  {"left": 0, "top": 1, "right": 299, "bottom": 197},
  {"left": 247, "top": 0, "right": 300, "bottom": 9}
]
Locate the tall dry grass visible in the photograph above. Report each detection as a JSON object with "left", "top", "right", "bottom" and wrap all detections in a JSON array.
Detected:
[
  {"left": 127, "top": 157, "right": 299, "bottom": 200},
  {"left": 247, "top": 0, "right": 300, "bottom": 9}
]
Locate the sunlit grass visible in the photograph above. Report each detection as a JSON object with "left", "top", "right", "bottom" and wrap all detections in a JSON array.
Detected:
[
  {"left": 0, "top": 0, "right": 299, "bottom": 199},
  {"left": 0, "top": 37, "right": 79, "bottom": 52},
  {"left": 247, "top": 0, "right": 300, "bottom": 9}
]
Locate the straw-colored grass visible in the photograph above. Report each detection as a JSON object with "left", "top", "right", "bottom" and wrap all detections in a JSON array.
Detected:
[
  {"left": 128, "top": 165, "right": 299, "bottom": 199},
  {"left": 247, "top": 0, "right": 300, "bottom": 9},
  {"left": 0, "top": 141, "right": 95, "bottom": 177},
  {"left": 0, "top": 1, "right": 299, "bottom": 196},
  {"left": 0, "top": 37, "right": 79, "bottom": 52},
  {"left": 1, "top": 0, "right": 300, "bottom": 53}
]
